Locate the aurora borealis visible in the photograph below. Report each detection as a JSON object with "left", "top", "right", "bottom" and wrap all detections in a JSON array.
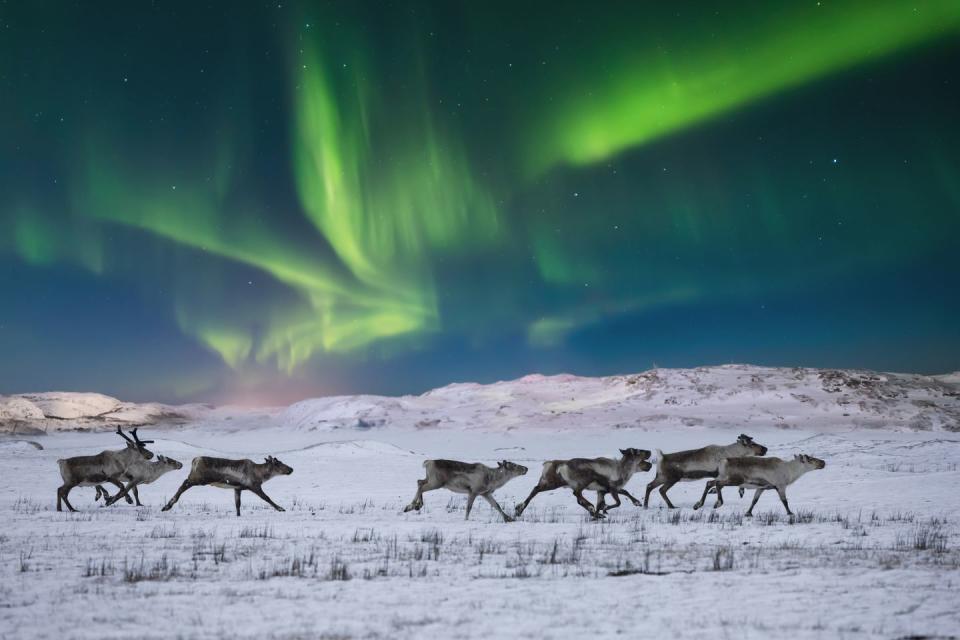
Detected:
[{"left": 1, "top": 1, "right": 958, "bottom": 403}]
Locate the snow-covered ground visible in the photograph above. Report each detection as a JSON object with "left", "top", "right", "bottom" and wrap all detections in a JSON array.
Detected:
[{"left": 1, "top": 366, "right": 959, "bottom": 639}]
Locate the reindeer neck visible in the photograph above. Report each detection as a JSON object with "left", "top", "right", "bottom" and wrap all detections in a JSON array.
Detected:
[
  {"left": 784, "top": 460, "right": 810, "bottom": 483},
  {"left": 489, "top": 467, "right": 512, "bottom": 487},
  {"left": 616, "top": 457, "right": 636, "bottom": 479},
  {"left": 251, "top": 461, "right": 278, "bottom": 483}
]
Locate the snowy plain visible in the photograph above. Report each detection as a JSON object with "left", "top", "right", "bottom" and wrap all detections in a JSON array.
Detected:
[{"left": 1, "top": 365, "right": 959, "bottom": 639}]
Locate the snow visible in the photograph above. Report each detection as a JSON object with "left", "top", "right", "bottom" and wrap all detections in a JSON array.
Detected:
[
  {"left": 0, "top": 392, "right": 204, "bottom": 432},
  {"left": 284, "top": 364, "right": 960, "bottom": 434},
  {"left": 1, "top": 366, "right": 959, "bottom": 638},
  {"left": 0, "top": 396, "right": 45, "bottom": 422},
  {"left": 4, "top": 365, "right": 958, "bottom": 435}
]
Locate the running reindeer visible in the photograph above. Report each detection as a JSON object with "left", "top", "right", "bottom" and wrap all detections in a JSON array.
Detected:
[
  {"left": 644, "top": 434, "right": 768, "bottom": 508},
  {"left": 162, "top": 456, "right": 293, "bottom": 517},
  {"left": 693, "top": 453, "right": 826, "bottom": 516},
  {"left": 403, "top": 459, "right": 528, "bottom": 522},
  {"left": 514, "top": 448, "right": 652, "bottom": 519},
  {"left": 56, "top": 427, "right": 154, "bottom": 512},
  {"left": 102, "top": 454, "right": 184, "bottom": 506}
]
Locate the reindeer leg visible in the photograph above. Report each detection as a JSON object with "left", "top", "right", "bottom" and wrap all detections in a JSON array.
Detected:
[
  {"left": 713, "top": 482, "right": 725, "bottom": 509},
  {"left": 57, "top": 484, "right": 78, "bottom": 512},
  {"left": 619, "top": 489, "right": 643, "bottom": 507},
  {"left": 603, "top": 490, "right": 622, "bottom": 512},
  {"left": 572, "top": 488, "right": 602, "bottom": 519},
  {"left": 106, "top": 481, "right": 140, "bottom": 507},
  {"left": 776, "top": 486, "right": 792, "bottom": 515},
  {"left": 596, "top": 490, "right": 607, "bottom": 513},
  {"left": 482, "top": 494, "right": 514, "bottom": 523},
  {"left": 514, "top": 483, "right": 547, "bottom": 517},
  {"left": 745, "top": 488, "right": 765, "bottom": 517},
  {"left": 250, "top": 486, "right": 285, "bottom": 512},
  {"left": 643, "top": 478, "right": 663, "bottom": 509},
  {"left": 234, "top": 488, "right": 242, "bottom": 517},
  {"left": 659, "top": 480, "right": 678, "bottom": 509},
  {"left": 94, "top": 485, "right": 106, "bottom": 502},
  {"left": 404, "top": 477, "right": 438, "bottom": 512},
  {"left": 161, "top": 480, "right": 194, "bottom": 511},
  {"left": 693, "top": 481, "right": 715, "bottom": 510},
  {"left": 132, "top": 485, "right": 142, "bottom": 507},
  {"left": 109, "top": 479, "right": 132, "bottom": 504},
  {"left": 465, "top": 493, "right": 477, "bottom": 520}
]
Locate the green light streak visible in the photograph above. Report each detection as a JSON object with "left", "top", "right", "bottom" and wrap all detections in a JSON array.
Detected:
[
  {"left": 292, "top": 40, "right": 499, "bottom": 290},
  {"left": 35, "top": 36, "right": 501, "bottom": 374},
  {"left": 527, "top": 1, "right": 960, "bottom": 173}
]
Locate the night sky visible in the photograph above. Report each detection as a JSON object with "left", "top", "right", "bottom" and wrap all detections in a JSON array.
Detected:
[{"left": 1, "top": 1, "right": 958, "bottom": 404}]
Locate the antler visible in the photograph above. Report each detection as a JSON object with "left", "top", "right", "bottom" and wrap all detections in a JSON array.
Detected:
[
  {"left": 116, "top": 426, "right": 135, "bottom": 444},
  {"left": 130, "top": 428, "right": 154, "bottom": 446}
]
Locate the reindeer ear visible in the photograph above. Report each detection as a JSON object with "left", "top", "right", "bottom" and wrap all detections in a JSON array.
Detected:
[{"left": 619, "top": 448, "right": 627, "bottom": 455}]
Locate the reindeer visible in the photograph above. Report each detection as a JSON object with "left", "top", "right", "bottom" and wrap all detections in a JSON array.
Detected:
[
  {"left": 514, "top": 449, "right": 652, "bottom": 520},
  {"left": 56, "top": 427, "right": 154, "bottom": 512},
  {"left": 403, "top": 460, "right": 528, "bottom": 522},
  {"left": 101, "top": 455, "right": 184, "bottom": 506},
  {"left": 693, "top": 454, "right": 826, "bottom": 516},
  {"left": 643, "top": 434, "right": 768, "bottom": 509},
  {"left": 161, "top": 456, "right": 293, "bottom": 517}
]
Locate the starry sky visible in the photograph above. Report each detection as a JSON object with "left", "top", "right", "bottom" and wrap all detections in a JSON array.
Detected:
[{"left": 1, "top": 1, "right": 958, "bottom": 404}]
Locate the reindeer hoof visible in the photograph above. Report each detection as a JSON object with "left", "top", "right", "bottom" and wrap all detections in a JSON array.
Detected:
[
  {"left": 745, "top": 512, "right": 753, "bottom": 518},
  {"left": 692, "top": 502, "right": 701, "bottom": 510},
  {"left": 161, "top": 505, "right": 171, "bottom": 512},
  {"left": 503, "top": 515, "right": 515, "bottom": 523},
  {"left": 276, "top": 506, "right": 286, "bottom": 512}
]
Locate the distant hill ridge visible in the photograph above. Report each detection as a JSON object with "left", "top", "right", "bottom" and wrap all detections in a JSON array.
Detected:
[{"left": 4, "top": 365, "right": 956, "bottom": 434}]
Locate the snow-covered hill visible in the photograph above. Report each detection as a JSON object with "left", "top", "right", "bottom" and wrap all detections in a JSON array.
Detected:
[
  {"left": 283, "top": 365, "right": 960, "bottom": 433},
  {"left": 3, "top": 365, "right": 958, "bottom": 434},
  {"left": 0, "top": 391, "right": 207, "bottom": 433}
]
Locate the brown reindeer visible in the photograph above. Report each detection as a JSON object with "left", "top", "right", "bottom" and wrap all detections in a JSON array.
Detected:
[
  {"left": 514, "top": 449, "right": 652, "bottom": 519},
  {"left": 102, "top": 455, "right": 184, "bottom": 506},
  {"left": 56, "top": 427, "right": 154, "bottom": 512},
  {"left": 693, "top": 454, "right": 826, "bottom": 516},
  {"left": 403, "top": 460, "right": 528, "bottom": 522},
  {"left": 161, "top": 456, "right": 293, "bottom": 517},
  {"left": 644, "top": 434, "right": 768, "bottom": 508}
]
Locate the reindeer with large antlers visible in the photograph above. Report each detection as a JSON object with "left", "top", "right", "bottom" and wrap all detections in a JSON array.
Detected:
[{"left": 55, "top": 427, "right": 155, "bottom": 512}]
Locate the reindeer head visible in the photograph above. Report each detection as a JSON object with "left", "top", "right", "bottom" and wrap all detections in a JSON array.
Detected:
[
  {"left": 496, "top": 460, "right": 528, "bottom": 478},
  {"left": 155, "top": 455, "right": 183, "bottom": 471},
  {"left": 619, "top": 448, "right": 653, "bottom": 472},
  {"left": 794, "top": 453, "right": 826, "bottom": 470},
  {"left": 116, "top": 427, "right": 155, "bottom": 459},
  {"left": 264, "top": 456, "right": 293, "bottom": 476},
  {"left": 736, "top": 434, "right": 768, "bottom": 456}
]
